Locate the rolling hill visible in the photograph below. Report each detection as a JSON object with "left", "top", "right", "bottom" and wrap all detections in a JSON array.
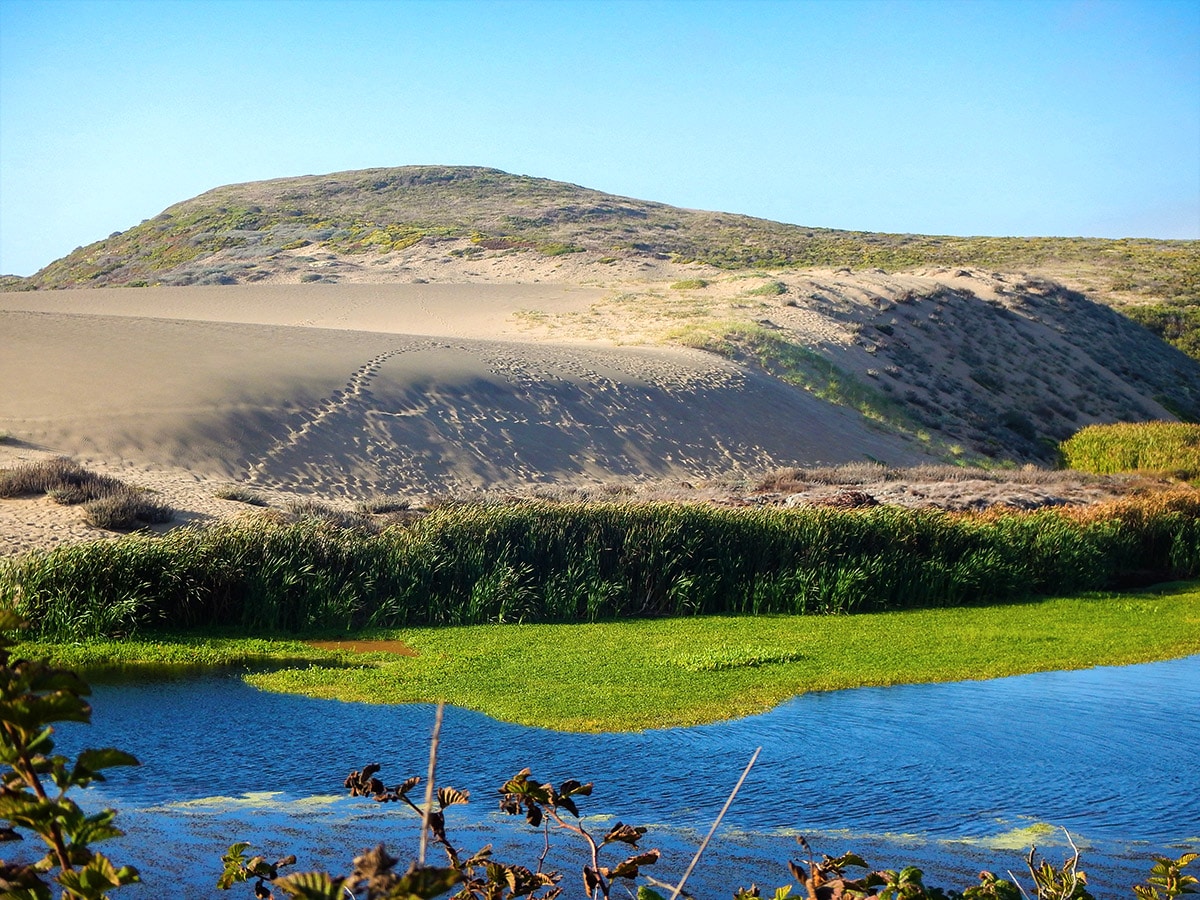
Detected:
[{"left": 4, "top": 166, "right": 1197, "bottom": 308}]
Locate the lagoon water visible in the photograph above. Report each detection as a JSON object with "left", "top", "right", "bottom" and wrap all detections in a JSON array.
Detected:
[{"left": 56, "top": 655, "right": 1199, "bottom": 898}]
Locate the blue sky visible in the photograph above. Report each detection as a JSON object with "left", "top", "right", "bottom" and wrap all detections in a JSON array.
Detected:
[{"left": 1, "top": 0, "right": 1197, "bottom": 276}]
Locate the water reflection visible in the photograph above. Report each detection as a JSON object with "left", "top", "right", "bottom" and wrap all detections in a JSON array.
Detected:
[{"left": 57, "top": 655, "right": 1200, "bottom": 898}]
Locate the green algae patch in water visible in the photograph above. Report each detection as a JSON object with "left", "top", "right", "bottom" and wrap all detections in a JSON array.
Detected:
[{"left": 244, "top": 584, "right": 1200, "bottom": 732}]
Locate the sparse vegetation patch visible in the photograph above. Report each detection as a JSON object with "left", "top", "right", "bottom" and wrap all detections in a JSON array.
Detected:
[
  {"left": 673, "top": 321, "right": 921, "bottom": 440},
  {"left": 745, "top": 280, "right": 787, "bottom": 296},
  {"left": 213, "top": 485, "right": 269, "bottom": 506},
  {"left": 0, "top": 458, "right": 174, "bottom": 531}
]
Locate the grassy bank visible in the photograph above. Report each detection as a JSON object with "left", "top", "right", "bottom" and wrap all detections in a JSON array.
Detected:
[
  {"left": 5, "top": 492, "right": 1200, "bottom": 641},
  {"left": 18, "top": 582, "right": 1200, "bottom": 731}
]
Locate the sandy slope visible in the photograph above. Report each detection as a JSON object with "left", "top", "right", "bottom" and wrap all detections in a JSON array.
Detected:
[{"left": 1, "top": 283, "right": 946, "bottom": 553}]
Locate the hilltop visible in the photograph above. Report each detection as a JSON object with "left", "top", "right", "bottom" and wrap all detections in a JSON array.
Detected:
[{"left": 5, "top": 166, "right": 1197, "bottom": 305}]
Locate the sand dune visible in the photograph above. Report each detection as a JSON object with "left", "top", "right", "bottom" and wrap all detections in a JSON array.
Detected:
[{"left": 1, "top": 285, "right": 934, "bottom": 506}]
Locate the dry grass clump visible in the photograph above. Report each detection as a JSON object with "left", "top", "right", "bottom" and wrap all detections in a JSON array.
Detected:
[
  {"left": 754, "top": 463, "right": 1120, "bottom": 493},
  {"left": 213, "top": 485, "right": 269, "bottom": 506},
  {"left": 284, "top": 498, "right": 377, "bottom": 532},
  {"left": 355, "top": 495, "right": 411, "bottom": 515},
  {"left": 0, "top": 457, "right": 174, "bottom": 531},
  {"left": 81, "top": 493, "right": 174, "bottom": 530},
  {"left": 0, "top": 458, "right": 124, "bottom": 500}
]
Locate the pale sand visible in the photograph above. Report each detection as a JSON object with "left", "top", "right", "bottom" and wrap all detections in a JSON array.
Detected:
[
  {"left": 0, "top": 283, "right": 604, "bottom": 337},
  {"left": 1, "top": 282, "right": 942, "bottom": 555}
]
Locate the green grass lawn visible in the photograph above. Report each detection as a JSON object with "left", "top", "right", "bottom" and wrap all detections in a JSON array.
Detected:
[{"left": 20, "top": 582, "right": 1200, "bottom": 733}]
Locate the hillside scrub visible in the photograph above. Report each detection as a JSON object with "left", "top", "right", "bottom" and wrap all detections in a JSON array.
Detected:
[
  {"left": 672, "top": 321, "right": 921, "bottom": 440},
  {"left": 1124, "top": 302, "right": 1200, "bottom": 360},
  {"left": 4, "top": 492, "right": 1200, "bottom": 641},
  {"left": 1061, "top": 423, "right": 1200, "bottom": 479}
]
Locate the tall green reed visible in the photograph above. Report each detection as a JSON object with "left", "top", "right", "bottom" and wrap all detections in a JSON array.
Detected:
[{"left": 3, "top": 494, "right": 1199, "bottom": 640}]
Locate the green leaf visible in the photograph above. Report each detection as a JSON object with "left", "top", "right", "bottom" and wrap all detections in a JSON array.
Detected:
[
  {"left": 217, "top": 843, "right": 254, "bottom": 889},
  {"left": 2, "top": 694, "right": 91, "bottom": 731},
  {"left": 64, "top": 809, "right": 125, "bottom": 846},
  {"left": 0, "top": 795, "right": 61, "bottom": 832},
  {"left": 388, "top": 864, "right": 463, "bottom": 899},
  {"left": 834, "top": 852, "right": 869, "bottom": 870},
  {"left": 73, "top": 748, "right": 140, "bottom": 781},
  {"left": 56, "top": 852, "right": 140, "bottom": 899},
  {"left": 273, "top": 871, "right": 349, "bottom": 899}
]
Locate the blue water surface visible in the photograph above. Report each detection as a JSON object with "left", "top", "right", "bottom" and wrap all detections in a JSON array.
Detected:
[{"left": 52, "top": 655, "right": 1200, "bottom": 898}]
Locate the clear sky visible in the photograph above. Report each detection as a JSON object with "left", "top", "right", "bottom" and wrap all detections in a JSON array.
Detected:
[{"left": 1, "top": 0, "right": 1197, "bottom": 276}]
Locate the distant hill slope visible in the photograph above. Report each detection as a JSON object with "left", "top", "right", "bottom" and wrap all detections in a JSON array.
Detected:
[{"left": 7, "top": 166, "right": 1198, "bottom": 311}]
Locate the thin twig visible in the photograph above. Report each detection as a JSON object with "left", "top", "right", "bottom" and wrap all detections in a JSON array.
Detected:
[
  {"left": 667, "top": 746, "right": 761, "bottom": 900},
  {"left": 1064, "top": 828, "right": 1081, "bottom": 898},
  {"left": 418, "top": 701, "right": 445, "bottom": 867},
  {"left": 1010, "top": 850, "right": 1036, "bottom": 900},
  {"left": 537, "top": 817, "right": 551, "bottom": 875}
]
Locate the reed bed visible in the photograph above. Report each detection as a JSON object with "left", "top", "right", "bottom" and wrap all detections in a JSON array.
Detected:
[
  {"left": 1061, "top": 422, "right": 1200, "bottom": 479},
  {"left": 3, "top": 493, "right": 1200, "bottom": 641}
]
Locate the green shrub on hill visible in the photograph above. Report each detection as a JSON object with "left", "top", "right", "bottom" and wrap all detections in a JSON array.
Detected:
[
  {"left": 1061, "top": 423, "right": 1200, "bottom": 479},
  {"left": 1123, "top": 303, "right": 1200, "bottom": 360}
]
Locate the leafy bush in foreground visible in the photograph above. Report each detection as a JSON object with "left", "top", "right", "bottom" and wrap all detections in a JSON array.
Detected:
[
  {"left": 0, "top": 610, "right": 140, "bottom": 898},
  {"left": 218, "top": 739, "right": 1198, "bottom": 900}
]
